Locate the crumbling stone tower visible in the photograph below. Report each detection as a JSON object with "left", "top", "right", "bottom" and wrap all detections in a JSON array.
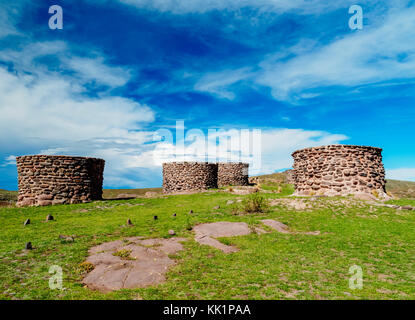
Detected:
[
  {"left": 16, "top": 155, "right": 105, "bottom": 207},
  {"left": 292, "top": 145, "right": 387, "bottom": 197},
  {"left": 217, "top": 162, "right": 249, "bottom": 187}
]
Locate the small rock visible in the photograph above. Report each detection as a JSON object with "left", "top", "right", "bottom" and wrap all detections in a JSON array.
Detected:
[
  {"left": 227, "top": 200, "right": 234, "bottom": 205},
  {"left": 127, "top": 219, "right": 133, "bottom": 225},
  {"left": 401, "top": 206, "right": 413, "bottom": 211},
  {"left": 153, "top": 215, "right": 158, "bottom": 220},
  {"left": 46, "top": 214, "right": 54, "bottom": 221},
  {"left": 23, "top": 219, "right": 30, "bottom": 226},
  {"left": 213, "top": 205, "right": 220, "bottom": 210},
  {"left": 168, "top": 230, "right": 175, "bottom": 236},
  {"left": 59, "top": 235, "right": 74, "bottom": 242},
  {"left": 25, "top": 242, "right": 32, "bottom": 250}
]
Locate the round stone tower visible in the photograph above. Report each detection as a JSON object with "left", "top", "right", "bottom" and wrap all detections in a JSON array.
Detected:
[
  {"left": 292, "top": 145, "right": 387, "bottom": 197},
  {"left": 162, "top": 162, "right": 218, "bottom": 193},
  {"left": 217, "top": 162, "right": 249, "bottom": 187},
  {"left": 16, "top": 155, "right": 105, "bottom": 206}
]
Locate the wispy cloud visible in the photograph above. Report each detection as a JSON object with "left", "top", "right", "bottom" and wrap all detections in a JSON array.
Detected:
[
  {"left": 194, "top": 68, "right": 253, "bottom": 100},
  {"left": 386, "top": 168, "right": 415, "bottom": 181},
  {"left": 257, "top": 6, "right": 415, "bottom": 102}
]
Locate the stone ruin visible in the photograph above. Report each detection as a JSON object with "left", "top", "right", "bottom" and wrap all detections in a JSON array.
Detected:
[
  {"left": 162, "top": 162, "right": 250, "bottom": 193},
  {"left": 292, "top": 145, "right": 388, "bottom": 198},
  {"left": 163, "top": 162, "right": 218, "bottom": 193},
  {"left": 16, "top": 155, "right": 105, "bottom": 207},
  {"left": 217, "top": 162, "right": 249, "bottom": 187}
]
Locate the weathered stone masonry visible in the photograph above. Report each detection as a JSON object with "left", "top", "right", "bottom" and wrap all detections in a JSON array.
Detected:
[
  {"left": 217, "top": 162, "right": 249, "bottom": 187},
  {"left": 292, "top": 145, "right": 387, "bottom": 197},
  {"left": 162, "top": 162, "right": 250, "bottom": 193},
  {"left": 163, "top": 162, "right": 218, "bottom": 193},
  {"left": 16, "top": 155, "right": 105, "bottom": 207}
]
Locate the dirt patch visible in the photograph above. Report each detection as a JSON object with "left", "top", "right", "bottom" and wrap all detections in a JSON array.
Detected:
[
  {"left": 261, "top": 219, "right": 320, "bottom": 236},
  {"left": 193, "top": 222, "right": 253, "bottom": 253},
  {"left": 82, "top": 237, "right": 186, "bottom": 292}
]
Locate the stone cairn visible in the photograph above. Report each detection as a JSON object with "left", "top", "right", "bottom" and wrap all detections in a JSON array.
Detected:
[
  {"left": 292, "top": 145, "right": 388, "bottom": 197},
  {"left": 163, "top": 162, "right": 218, "bottom": 193},
  {"left": 16, "top": 155, "right": 105, "bottom": 207},
  {"left": 217, "top": 162, "right": 249, "bottom": 187}
]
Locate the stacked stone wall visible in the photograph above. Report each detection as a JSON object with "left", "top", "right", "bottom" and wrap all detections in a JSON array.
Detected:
[
  {"left": 292, "top": 145, "right": 387, "bottom": 197},
  {"left": 217, "top": 162, "right": 249, "bottom": 187},
  {"left": 163, "top": 162, "right": 218, "bottom": 193},
  {"left": 16, "top": 155, "right": 105, "bottom": 206}
]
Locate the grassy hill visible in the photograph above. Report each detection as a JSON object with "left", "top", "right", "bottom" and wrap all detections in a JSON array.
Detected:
[{"left": 1, "top": 176, "right": 415, "bottom": 300}]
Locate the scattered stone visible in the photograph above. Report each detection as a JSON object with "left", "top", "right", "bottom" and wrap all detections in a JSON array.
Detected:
[
  {"left": 126, "top": 219, "right": 133, "bottom": 226},
  {"left": 227, "top": 200, "right": 234, "bottom": 205},
  {"left": 25, "top": 242, "right": 32, "bottom": 250},
  {"left": 168, "top": 230, "right": 175, "bottom": 236},
  {"left": 23, "top": 219, "right": 30, "bottom": 226},
  {"left": 145, "top": 191, "right": 159, "bottom": 198},
  {"left": 59, "top": 235, "right": 75, "bottom": 242},
  {"left": 213, "top": 205, "right": 220, "bottom": 210},
  {"left": 46, "top": 214, "right": 54, "bottom": 221},
  {"left": 82, "top": 237, "right": 186, "bottom": 292},
  {"left": 401, "top": 206, "right": 413, "bottom": 211}
]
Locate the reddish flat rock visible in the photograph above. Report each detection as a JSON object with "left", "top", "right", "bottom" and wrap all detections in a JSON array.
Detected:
[
  {"left": 193, "top": 222, "right": 252, "bottom": 253},
  {"left": 260, "top": 219, "right": 290, "bottom": 234},
  {"left": 82, "top": 237, "right": 186, "bottom": 292},
  {"left": 261, "top": 219, "right": 320, "bottom": 236}
]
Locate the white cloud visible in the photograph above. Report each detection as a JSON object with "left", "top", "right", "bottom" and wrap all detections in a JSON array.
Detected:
[
  {"left": 256, "top": 5, "right": 415, "bottom": 102},
  {"left": 65, "top": 56, "right": 132, "bottom": 87},
  {"left": 0, "top": 41, "right": 132, "bottom": 89},
  {"left": 0, "top": 39, "right": 157, "bottom": 188},
  {"left": 194, "top": 68, "right": 252, "bottom": 99},
  {"left": 185, "top": 3, "right": 415, "bottom": 103},
  {"left": 386, "top": 168, "right": 415, "bottom": 181}
]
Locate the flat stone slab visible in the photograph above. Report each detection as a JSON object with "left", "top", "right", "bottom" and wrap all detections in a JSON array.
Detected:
[
  {"left": 261, "top": 219, "right": 320, "bottom": 236},
  {"left": 82, "top": 237, "right": 186, "bottom": 293},
  {"left": 261, "top": 219, "right": 291, "bottom": 234},
  {"left": 193, "top": 222, "right": 252, "bottom": 253}
]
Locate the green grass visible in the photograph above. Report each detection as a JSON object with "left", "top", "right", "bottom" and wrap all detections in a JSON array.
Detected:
[{"left": 1, "top": 188, "right": 414, "bottom": 300}]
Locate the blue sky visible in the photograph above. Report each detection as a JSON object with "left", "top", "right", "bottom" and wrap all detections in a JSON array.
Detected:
[{"left": 0, "top": 0, "right": 415, "bottom": 190}]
